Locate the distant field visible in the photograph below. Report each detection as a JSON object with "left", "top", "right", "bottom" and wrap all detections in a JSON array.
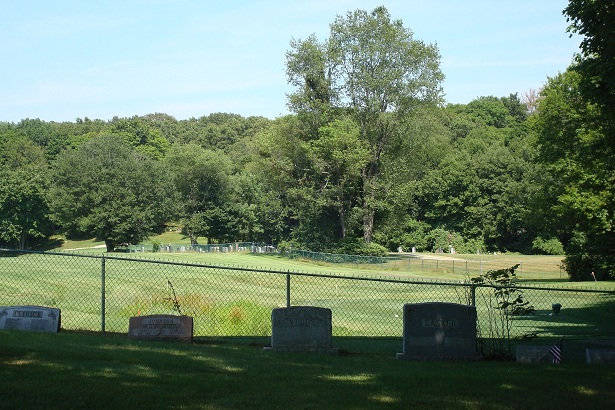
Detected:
[{"left": 51, "top": 234, "right": 580, "bottom": 285}]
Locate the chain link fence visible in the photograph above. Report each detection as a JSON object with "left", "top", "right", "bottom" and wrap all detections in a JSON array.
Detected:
[
  {"left": 281, "top": 249, "right": 568, "bottom": 279},
  {"left": 1, "top": 249, "right": 614, "bottom": 354}
]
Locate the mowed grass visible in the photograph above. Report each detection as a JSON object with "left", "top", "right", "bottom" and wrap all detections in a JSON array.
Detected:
[
  {"left": 50, "top": 232, "right": 570, "bottom": 281},
  {"left": 1, "top": 329, "right": 614, "bottom": 410}
]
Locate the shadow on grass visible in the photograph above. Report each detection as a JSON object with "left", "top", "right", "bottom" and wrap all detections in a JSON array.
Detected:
[
  {"left": 508, "top": 297, "right": 615, "bottom": 363},
  {"left": 2, "top": 330, "right": 615, "bottom": 409}
]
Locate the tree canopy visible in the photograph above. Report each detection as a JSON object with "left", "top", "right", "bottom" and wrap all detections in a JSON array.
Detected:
[
  {"left": 286, "top": 6, "right": 444, "bottom": 244},
  {"left": 48, "top": 134, "right": 177, "bottom": 252}
]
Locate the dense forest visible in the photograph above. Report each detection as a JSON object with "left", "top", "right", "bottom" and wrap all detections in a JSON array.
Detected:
[{"left": 1, "top": 2, "right": 613, "bottom": 281}]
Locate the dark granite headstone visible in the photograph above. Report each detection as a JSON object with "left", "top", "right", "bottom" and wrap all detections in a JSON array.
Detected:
[
  {"left": 128, "top": 315, "right": 193, "bottom": 342},
  {"left": 397, "top": 302, "right": 479, "bottom": 360},
  {"left": 0, "top": 305, "right": 61, "bottom": 333},
  {"left": 266, "top": 306, "right": 338, "bottom": 353}
]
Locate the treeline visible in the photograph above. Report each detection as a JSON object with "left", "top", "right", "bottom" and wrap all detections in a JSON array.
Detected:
[{"left": 0, "top": 96, "right": 553, "bottom": 255}]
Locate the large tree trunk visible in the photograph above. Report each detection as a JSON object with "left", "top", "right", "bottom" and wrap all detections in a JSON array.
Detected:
[
  {"left": 361, "top": 158, "right": 380, "bottom": 245},
  {"left": 189, "top": 232, "right": 199, "bottom": 245},
  {"left": 104, "top": 239, "right": 116, "bottom": 253}
]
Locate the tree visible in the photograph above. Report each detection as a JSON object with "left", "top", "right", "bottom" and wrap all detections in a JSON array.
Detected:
[
  {"left": 533, "top": 69, "right": 614, "bottom": 279},
  {"left": 49, "top": 134, "right": 177, "bottom": 252},
  {"left": 164, "top": 144, "right": 233, "bottom": 244},
  {"left": 306, "top": 118, "right": 370, "bottom": 238},
  {"left": 565, "top": 0, "right": 615, "bottom": 114},
  {"left": 286, "top": 6, "right": 444, "bottom": 244},
  {"left": 414, "top": 95, "right": 538, "bottom": 253},
  {"left": 111, "top": 117, "right": 170, "bottom": 159},
  {"left": 529, "top": 0, "right": 615, "bottom": 279},
  {"left": 0, "top": 138, "right": 52, "bottom": 249}
]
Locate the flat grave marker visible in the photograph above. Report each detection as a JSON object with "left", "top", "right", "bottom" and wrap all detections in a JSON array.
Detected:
[
  {"left": 397, "top": 302, "right": 479, "bottom": 360},
  {"left": 516, "top": 345, "right": 553, "bottom": 363},
  {"left": 0, "top": 305, "right": 61, "bottom": 333},
  {"left": 128, "top": 314, "right": 193, "bottom": 342},
  {"left": 586, "top": 348, "right": 615, "bottom": 364}
]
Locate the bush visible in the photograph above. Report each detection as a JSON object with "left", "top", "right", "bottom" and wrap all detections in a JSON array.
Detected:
[
  {"left": 532, "top": 237, "right": 564, "bottom": 255},
  {"left": 332, "top": 238, "right": 388, "bottom": 257}
]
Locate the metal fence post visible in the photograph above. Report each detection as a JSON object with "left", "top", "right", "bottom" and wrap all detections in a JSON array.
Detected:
[
  {"left": 286, "top": 273, "right": 291, "bottom": 307},
  {"left": 101, "top": 255, "right": 106, "bottom": 333},
  {"left": 470, "top": 285, "right": 476, "bottom": 306}
]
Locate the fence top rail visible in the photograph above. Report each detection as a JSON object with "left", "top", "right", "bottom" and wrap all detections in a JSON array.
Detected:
[{"left": 2, "top": 249, "right": 613, "bottom": 295}]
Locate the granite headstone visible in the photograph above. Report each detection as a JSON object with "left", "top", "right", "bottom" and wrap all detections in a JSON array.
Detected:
[
  {"left": 397, "top": 302, "right": 479, "bottom": 360},
  {"left": 267, "top": 306, "right": 338, "bottom": 353},
  {"left": 0, "top": 305, "right": 61, "bottom": 333},
  {"left": 128, "top": 314, "right": 193, "bottom": 342}
]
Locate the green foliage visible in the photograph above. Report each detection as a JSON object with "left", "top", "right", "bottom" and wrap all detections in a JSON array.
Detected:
[
  {"left": 417, "top": 96, "right": 538, "bottom": 253},
  {"left": 111, "top": 116, "right": 170, "bottom": 159},
  {"left": 531, "top": 237, "right": 564, "bottom": 255},
  {"left": 48, "top": 134, "right": 177, "bottom": 252},
  {"left": 466, "top": 96, "right": 513, "bottom": 128},
  {"left": 286, "top": 6, "right": 444, "bottom": 244},
  {"left": 565, "top": 0, "right": 615, "bottom": 113},
  {"left": 0, "top": 138, "right": 52, "bottom": 250},
  {"left": 395, "top": 218, "right": 431, "bottom": 252},
  {"left": 534, "top": 68, "right": 615, "bottom": 278},
  {"left": 331, "top": 237, "right": 388, "bottom": 257},
  {"left": 165, "top": 144, "right": 233, "bottom": 243},
  {"left": 151, "top": 240, "right": 162, "bottom": 253},
  {"left": 0, "top": 165, "right": 52, "bottom": 250}
]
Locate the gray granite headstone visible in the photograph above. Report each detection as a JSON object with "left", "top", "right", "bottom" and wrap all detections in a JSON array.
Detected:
[
  {"left": 266, "top": 306, "right": 338, "bottom": 353},
  {"left": 128, "top": 314, "right": 193, "bottom": 342},
  {"left": 0, "top": 305, "right": 61, "bottom": 333},
  {"left": 586, "top": 348, "right": 615, "bottom": 364},
  {"left": 396, "top": 302, "right": 479, "bottom": 360}
]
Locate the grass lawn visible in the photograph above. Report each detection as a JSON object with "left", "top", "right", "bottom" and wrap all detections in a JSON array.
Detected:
[{"left": 1, "top": 330, "right": 614, "bottom": 409}]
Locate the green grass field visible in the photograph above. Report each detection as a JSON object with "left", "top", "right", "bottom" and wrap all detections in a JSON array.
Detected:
[
  {"left": 1, "top": 330, "right": 614, "bottom": 409},
  {"left": 50, "top": 232, "right": 576, "bottom": 282}
]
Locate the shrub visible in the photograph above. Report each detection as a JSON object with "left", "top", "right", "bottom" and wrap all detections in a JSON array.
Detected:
[
  {"left": 332, "top": 238, "right": 388, "bottom": 257},
  {"left": 532, "top": 237, "right": 564, "bottom": 255}
]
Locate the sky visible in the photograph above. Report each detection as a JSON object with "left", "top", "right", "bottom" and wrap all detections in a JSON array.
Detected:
[{"left": 1, "top": 0, "right": 581, "bottom": 123}]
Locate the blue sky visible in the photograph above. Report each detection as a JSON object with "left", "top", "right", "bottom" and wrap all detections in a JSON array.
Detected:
[{"left": 1, "top": 0, "right": 580, "bottom": 122}]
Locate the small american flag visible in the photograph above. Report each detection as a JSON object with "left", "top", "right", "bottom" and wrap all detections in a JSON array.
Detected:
[{"left": 549, "top": 340, "right": 563, "bottom": 364}]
